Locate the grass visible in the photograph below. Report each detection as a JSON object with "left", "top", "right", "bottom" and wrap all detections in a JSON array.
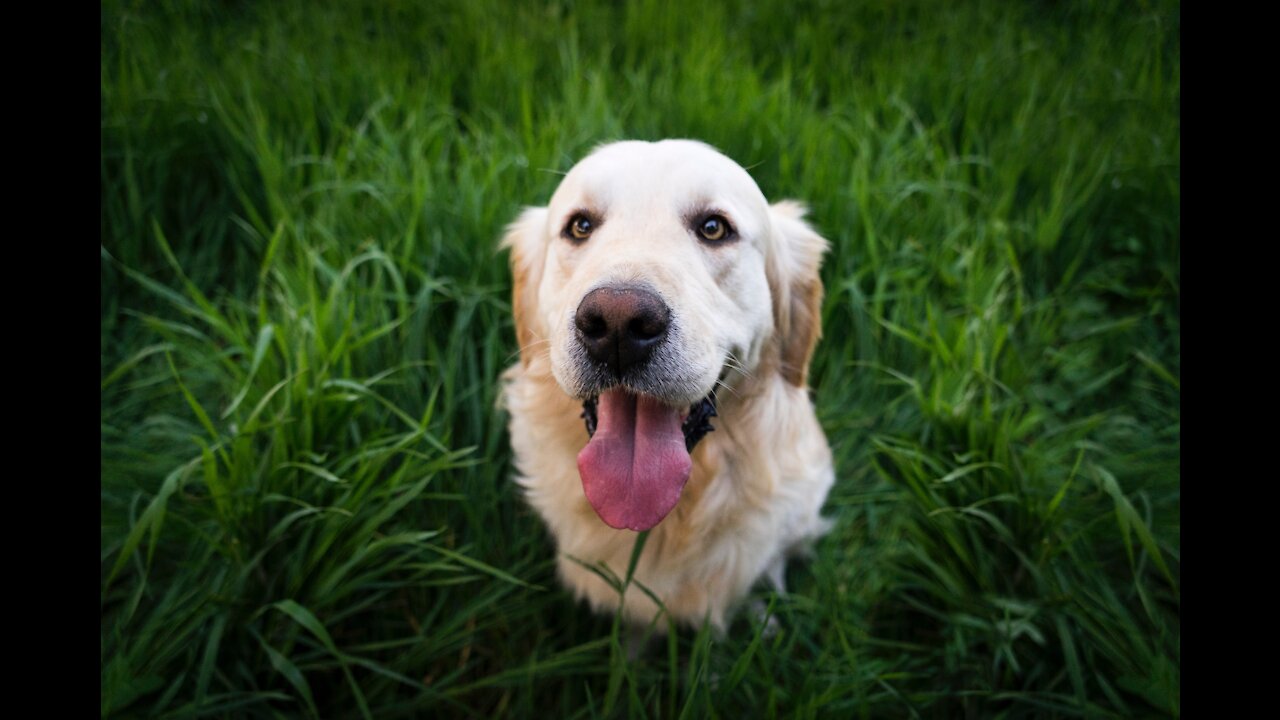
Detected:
[{"left": 100, "top": 0, "right": 1180, "bottom": 717}]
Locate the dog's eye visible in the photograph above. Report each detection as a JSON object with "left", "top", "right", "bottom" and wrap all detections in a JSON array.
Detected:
[
  {"left": 565, "top": 214, "right": 594, "bottom": 241},
  {"left": 697, "top": 215, "right": 732, "bottom": 242}
]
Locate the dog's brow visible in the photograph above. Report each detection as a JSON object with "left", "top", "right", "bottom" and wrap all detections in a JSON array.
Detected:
[{"left": 681, "top": 204, "right": 735, "bottom": 226}]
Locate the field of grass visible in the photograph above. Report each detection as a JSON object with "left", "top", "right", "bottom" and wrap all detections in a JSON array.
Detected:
[{"left": 101, "top": 0, "right": 1180, "bottom": 717}]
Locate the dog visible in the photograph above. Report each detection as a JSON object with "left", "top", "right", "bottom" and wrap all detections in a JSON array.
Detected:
[{"left": 501, "top": 139, "right": 834, "bottom": 633}]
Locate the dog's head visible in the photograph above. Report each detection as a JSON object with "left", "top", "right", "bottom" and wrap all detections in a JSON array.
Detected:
[{"left": 504, "top": 140, "right": 828, "bottom": 531}]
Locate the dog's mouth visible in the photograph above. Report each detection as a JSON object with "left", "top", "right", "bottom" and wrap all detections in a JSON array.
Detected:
[
  {"left": 581, "top": 392, "right": 717, "bottom": 452},
  {"left": 576, "top": 389, "right": 717, "bottom": 531}
]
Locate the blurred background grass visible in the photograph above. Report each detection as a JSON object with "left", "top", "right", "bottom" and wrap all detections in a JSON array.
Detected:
[{"left": 101, "top": 0, "right": 1180, "bottom": 717}]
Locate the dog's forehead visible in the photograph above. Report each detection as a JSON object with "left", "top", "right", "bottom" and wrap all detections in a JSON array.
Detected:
[{"left": 551, "top": 141, "right": 767, "bottom": 216}]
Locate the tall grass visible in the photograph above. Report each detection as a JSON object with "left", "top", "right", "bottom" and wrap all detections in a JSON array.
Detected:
[{"left": 101, "top": 0, "right": 1179, "bottom": 717}]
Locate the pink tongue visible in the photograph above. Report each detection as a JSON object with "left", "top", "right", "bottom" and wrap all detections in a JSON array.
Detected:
[{"left": 577, "top": 388, "right": 692, "bottom": 531}]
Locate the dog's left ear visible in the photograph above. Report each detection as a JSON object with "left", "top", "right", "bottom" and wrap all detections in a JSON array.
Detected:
[
  {"left": 766, "top": 200, "right": 829, "bottom": 388},
  {"left": 500, "top": 207, "right": 550, "bottom": 367}
]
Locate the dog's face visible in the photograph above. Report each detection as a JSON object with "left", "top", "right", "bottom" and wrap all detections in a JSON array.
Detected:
[
  {"left": 544, "top": 140, "right": 775, "bottom": 406},
  {"left": 505, "top": 140, "right": 827, "bottom": 531}
]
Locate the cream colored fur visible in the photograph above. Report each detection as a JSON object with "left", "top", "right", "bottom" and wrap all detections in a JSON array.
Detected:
[{"left": 500, "top": 140, "right": 835, "bottom": 632}]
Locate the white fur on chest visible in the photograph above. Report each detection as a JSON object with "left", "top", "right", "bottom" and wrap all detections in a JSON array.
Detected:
[{"left": 502, "top": 360, "right": 834, "bottom": 631}]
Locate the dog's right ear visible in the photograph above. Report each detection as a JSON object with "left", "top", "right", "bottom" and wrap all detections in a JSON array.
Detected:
[
  {"left": 500, "top": 207, "right": 550, "bottom": 367},
  {"left": 765, "top": 200, "right": 829, "bottom": 388}
]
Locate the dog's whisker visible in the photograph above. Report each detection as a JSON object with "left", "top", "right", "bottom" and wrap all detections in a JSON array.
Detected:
[
  {"left": 713, "top": 377, "right": 741, "bottom": 399},
  {"left": 721, "top": 366, "right": 747, "bottom": 389},
  {"left": 506, "top": 339, "right": 553, "bottom": 364},
  {"left": 723, "top": 351, "right": 756, "bottom": 381}
]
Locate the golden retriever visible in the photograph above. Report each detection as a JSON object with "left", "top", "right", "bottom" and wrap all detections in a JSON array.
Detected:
[{"left": 501, "top": 139, "right": 834, "bottom": 632}]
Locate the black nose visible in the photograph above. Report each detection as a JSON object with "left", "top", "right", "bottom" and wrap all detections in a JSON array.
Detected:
[{"left": 574, "top": 286, "right": 671, "bottom": 377}]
